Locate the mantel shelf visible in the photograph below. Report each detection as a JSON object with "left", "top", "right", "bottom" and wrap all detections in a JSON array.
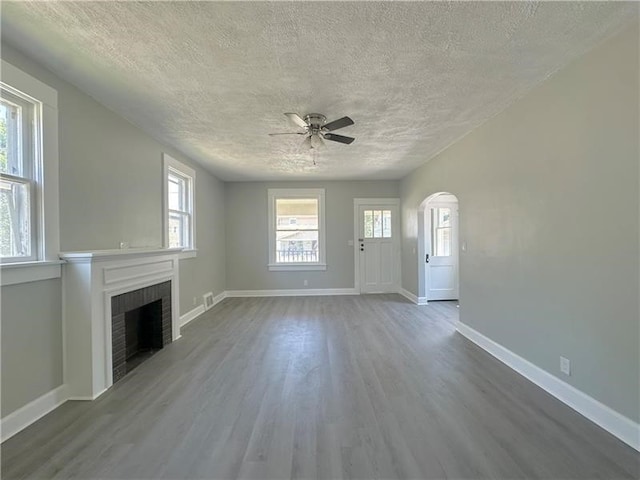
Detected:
[{"left": 60, "top": 248, "right": 183, "bottom": 262}]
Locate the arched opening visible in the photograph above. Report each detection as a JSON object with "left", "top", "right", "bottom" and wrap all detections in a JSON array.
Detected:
[{"left": 417, "top": 192, "right": 459, "bottom": 303}]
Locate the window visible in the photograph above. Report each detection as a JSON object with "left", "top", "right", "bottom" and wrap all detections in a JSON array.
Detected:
[
  {"left": 163, "top": 154, "right": 195, "bottom": 255},
  {"left": 1, "top": 82, "right": 38, "bottom": 261},
  {"left": 0, "top": 60, "right": 59, "bottom": 280},
  {"left": 268, "top": 188, "right": 326, "bottom": 271},
  {"left": 431, "top": 207, "right": 452, "bottom": 257},
  {"left": 363, "top": 209, "right": 392, "bottom": 238}
]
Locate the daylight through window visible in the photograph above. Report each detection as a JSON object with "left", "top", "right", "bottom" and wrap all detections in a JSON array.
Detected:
[
  {"left": 268, "top": 188, "right": 326, "bottom": 270},
  {"left": 0, "top": 87, "right": 38, "bottom": 261}
]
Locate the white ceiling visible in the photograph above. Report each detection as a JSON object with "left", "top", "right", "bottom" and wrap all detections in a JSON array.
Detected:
[{"left": 1, "top": 2, "right": 636, "bottom": 181}]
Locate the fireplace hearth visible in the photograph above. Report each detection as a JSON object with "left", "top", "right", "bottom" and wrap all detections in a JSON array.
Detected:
[{"left": 111, "top": 281, "right": 172, "bottom": 383}]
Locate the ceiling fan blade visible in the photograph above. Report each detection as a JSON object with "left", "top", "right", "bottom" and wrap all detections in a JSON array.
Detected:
[
  {"left": 284, "top": 112, "right": 308, "bottom": 128},
  {"left": 268, "top": 132, "right": 305, "bottom": 136},
  {"left": 322, "top": 116, "right": 354, "bottom": 131},
  {"left": 323, "top": 133, "right": 355, "bottom": 144}
]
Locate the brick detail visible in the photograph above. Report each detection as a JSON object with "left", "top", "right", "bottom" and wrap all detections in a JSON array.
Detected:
[{"left": 111, "top": 281, "right": 172, "bottom": 383}]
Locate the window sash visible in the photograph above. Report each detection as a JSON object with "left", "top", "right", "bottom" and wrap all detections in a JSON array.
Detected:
[
  {"left": 168, "top": 210, "right": 191, "bottom": 249},
  {"left": 0, "top": 85, "right": 39, "bottom": 263},
  {"left": 0, "top": 173, "right": 36, "bottom": 262},
  {"left": 268, "top": 189, "right": 325, "bottom": 268},
  {"left": 163, "top": 155, "right": 195, "bottom": 251}
]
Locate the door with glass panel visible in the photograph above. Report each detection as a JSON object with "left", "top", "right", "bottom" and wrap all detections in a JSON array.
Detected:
[
  {"left": 357, "top": 203, "right": 399, "bottom": 293},
  {"left": 426, "top": 201, "right": 459, "bottom": 300}
]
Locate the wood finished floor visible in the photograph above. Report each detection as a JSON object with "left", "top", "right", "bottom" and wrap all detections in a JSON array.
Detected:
[{"left": 2, "top": 295, "right": 638, "bottom": 479}]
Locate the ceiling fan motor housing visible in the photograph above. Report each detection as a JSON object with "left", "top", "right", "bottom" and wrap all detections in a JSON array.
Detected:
[{"left": 304, "top": 113, "right": 327, "bottom": 134}]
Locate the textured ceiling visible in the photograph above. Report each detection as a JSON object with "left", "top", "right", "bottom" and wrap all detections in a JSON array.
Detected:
[{"left": 1, "top": 2, "right": 637, "bottom": 181}]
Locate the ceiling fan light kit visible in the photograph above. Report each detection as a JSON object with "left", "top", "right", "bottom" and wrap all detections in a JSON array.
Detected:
[{"left": 270, "top": 112, "right": 355, "bottom": 154}]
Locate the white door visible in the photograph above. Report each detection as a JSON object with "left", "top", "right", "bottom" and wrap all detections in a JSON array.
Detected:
[
  {"left": 357, "top": 202, "right": 399, "bottom": 293},
  {"left": 426, "top": 201, "right": 459, "bottom": 300}
]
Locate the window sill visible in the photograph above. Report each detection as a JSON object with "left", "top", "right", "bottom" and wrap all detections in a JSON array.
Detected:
[
  {"left": 177, "top": 249, "right": 197, "bottom": 260},
  {"left": 1, "top": 260, "right": 64, "bottom": 286},
  {"left": 268, "top": 263, "right": 327, "bottom": 272}
]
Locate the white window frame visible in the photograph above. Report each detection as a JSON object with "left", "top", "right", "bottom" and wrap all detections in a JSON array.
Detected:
[
  {"left": 268, "top": 188, "right": 326, "bottom": 271},
  {"left": 0, "top": 60, "right": 61, "bottom": 286},
  {"left": 162, "top": 153, "right": 196, "bottom": 258}
]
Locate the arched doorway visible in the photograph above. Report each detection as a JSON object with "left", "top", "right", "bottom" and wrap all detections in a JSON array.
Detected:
[{"left": 418, "top": 192, "right": 459, "bottom": 302}]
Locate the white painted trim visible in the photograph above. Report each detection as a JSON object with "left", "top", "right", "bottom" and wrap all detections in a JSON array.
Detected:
[
  {"left": 60, "top": 247, "right": 182, "bottom": 262},
  {"left": 0, "top": 260, "right": 63, "bottom": 286},
  {"left": 67, "top": 386, "right": 108, "bottom": 402},
  {"left": 226, "top": 288, "right": 358, "bottom": 298},
  {"left": 268, "top": 263, "right": 327, "bottom": 271},
  {"left": 456, "top": 321, "right": 640, "bottom": 452},
  {"left": 1, "top": 384, "right": 67, "bottom": 443},
  {"left": 353, "top": 198, "right": 401, "bottom": 294},
  {"left": 180, "top": 304, "right": 205, "bottom": 327},
  {"left": 398, "top": 288, "right": 428, "bottom": 305},
  {"left": 267, "top": 188, "right": 326, "bottom": 269},
  {"left": 211, "top": 291, "right": 227, "bottom": 306},
  {"left": 178, "top": 248, "right": 197, "bottom": 259},
  {"left": 1, "top": 59, "right": 60, "bottom": 264}
]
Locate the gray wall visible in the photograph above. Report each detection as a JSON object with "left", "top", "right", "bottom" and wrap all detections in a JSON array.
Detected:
[
  {"left": 225, "top": 181, "right": 399, "bottom": 290},
  {"left": 180, "top": 171, "right": 226, "bottom": 309},
  {"left": 1, "top": 280, "right": 63, "bottom": 417},
  {"left": 400, "top": 24, "right": 639, "bottom": 422},
  {"left": 1, "top": 42, "right": 226, "bottom": 417}
]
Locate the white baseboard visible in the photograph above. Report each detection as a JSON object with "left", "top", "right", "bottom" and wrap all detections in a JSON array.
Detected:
[
  {"left": 226, "top": 288, "right": 358, "bottom": 297},
  {"left": 210, "top": 291, "right": 227, "bottom": 306},
  {"left": 456, "top": 321, "right": 640, "bottom": 452},
  {"left": 398, "top": 288, "right": 428, "bottom": 305},
  {"left": 180, "top": 304, "right": 206, "bottom": 327},
  {"left": 180, "top": 292, "right": 227, "bottom": 328},
  {"left": 1, "top": 384, "right": 68, "bottom": 443}
]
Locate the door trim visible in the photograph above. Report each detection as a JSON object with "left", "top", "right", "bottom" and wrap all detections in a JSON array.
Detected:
[{"left": 353, "top": 198, "right": 401, "bottom": 293}]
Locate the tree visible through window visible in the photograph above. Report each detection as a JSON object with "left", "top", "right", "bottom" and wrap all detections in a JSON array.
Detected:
[{"left": 0, "top": 88, "right": 37, "bottom": 261}]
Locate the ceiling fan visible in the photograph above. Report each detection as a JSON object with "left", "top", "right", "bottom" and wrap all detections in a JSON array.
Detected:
[{"left": 269, "top": 113, "right": 355, "bottom": 148}]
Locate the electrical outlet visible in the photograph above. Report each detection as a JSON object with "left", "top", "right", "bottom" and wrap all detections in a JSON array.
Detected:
[
  {"left": 303, "top": 279, "right": 308, "bottom": 287},
  {"left": 560, "top": 356, "right": 571, "bottom": 376},
  {"left": 119, "top": 241, "right": 129, "bottom": 249}
]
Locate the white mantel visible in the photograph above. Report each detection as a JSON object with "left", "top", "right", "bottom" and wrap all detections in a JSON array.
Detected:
[{"left": 61, "top": 248, "right": 182, "bottom": 400}]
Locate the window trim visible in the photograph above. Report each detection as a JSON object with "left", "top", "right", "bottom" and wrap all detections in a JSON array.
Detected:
[
  {"left": 162, "top": 153, "right": 196, "bottom": 258},
  {"left": 0, "top": 59, "right": 60, "bottom": 285},
  {"left": 267, "top": 188, "right": 326, "bottom": 271}
]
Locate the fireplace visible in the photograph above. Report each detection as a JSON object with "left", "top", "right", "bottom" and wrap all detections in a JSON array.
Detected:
[
  {"left": 111, "top": 281, "right": 172, "bottom": 383},
  {"left": 61, "top": 248, "right": 181, "bottom": 400}
]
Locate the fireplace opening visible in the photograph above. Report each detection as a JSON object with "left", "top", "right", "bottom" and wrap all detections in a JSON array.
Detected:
[
  {"left": 125, "top": 299, "right": 163, "bottom": 373},
  {"left": 111, "top": 281, "right": 172, "bottom": 383}
]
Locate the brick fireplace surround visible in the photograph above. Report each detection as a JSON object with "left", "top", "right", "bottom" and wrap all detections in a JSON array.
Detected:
[
  {"left": 111, "top": 280, "right": 172, "bottom": 383},
  {"left": 60, "top": 248, "right": 182, "bottom": 400}
]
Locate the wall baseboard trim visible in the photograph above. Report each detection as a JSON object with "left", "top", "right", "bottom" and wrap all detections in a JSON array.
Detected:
[
  {"left": 180, "top": 304, "right": 206, "bottom": 327},
  {"left": 1, "top": 384, "right": 68, "bottom": 443},
  {"left": 456, "top": 321, "right": 640, "bottom": 452},
  {"left": 398, "top": 288, "right": 428, "bottom": 305},
  {"left": 210, "top": 291, "right": 227, "bottom": 306},
  {"left": 180, "top": 292, "right": 227, "bottom": 328},
  {"left": 226, "top": 288, "right": 358, "bottom": 298}
]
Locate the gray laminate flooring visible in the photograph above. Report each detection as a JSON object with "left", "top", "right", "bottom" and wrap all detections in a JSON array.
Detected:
[{"left": 2, "top": 295, "right": 638, "bottom": 479}]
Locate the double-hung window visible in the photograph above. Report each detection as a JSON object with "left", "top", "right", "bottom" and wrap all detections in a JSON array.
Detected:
[
  {"left": 0, "top": 90, "right": 36, "bottom": 261},
  {"left": 163, "top": 154, "right": 195, "bottom": 256},
  {"left": 268, "top": 188, "right": 326, "bottom": 271},
  {"left": 0, "top": 60, "right": 59, "bottom": 276}
]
